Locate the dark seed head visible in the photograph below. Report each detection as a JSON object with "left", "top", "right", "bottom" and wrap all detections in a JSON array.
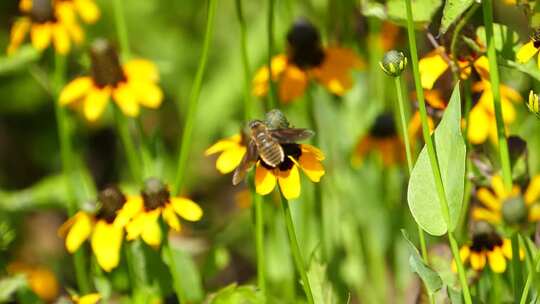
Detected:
[
  {"left": 96, "top": 185, "right": 126, "bottom": 223},
  {"left": 286, "top": 19, "right": 325, "bottom": 69},
  {"left": 90, "top": 39, "right": 126, "bottom": 88},
  {"left": 470, "top": 231, "right": 503, "bottom": 252},
  {"left": 370, "top": 113, "right": 397, "bottom": 138},
  {"left": 502, "top": 195, "right": 528, "bottom": 225},
  {"left": 141, "top": 178, "right": 170, "bottom": 210},
  {"left": 29, "top": 0, "right": 55, "bottom": 23}
]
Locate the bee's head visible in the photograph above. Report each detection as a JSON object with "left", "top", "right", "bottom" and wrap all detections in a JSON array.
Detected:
[{"left": 248, "top": 119, "right": 265, "bottom": 130}]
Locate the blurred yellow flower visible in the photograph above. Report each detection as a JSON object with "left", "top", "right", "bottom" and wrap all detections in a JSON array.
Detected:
[
  {"left": 8, "top": 0, "right": 85, "bottom": 55},
  {"left": 72, "top": 293, "right": 102, "bottom": 304},
  {"left": 253, "top": 20, "right": 363, "bottom": 102},
  {"left": 125, "top": 178, "right": 203, "bottom": 247},
  {"left": 407, "top": 90, "right": 444, "bottom": 146},
  {"left": 205, "top": 134, "right": 247, "bottom": 174},
  {"left": 452, "top": 231, "right": 513, "bottom": 273},
  {"left": 57, "top": 0, "right": 100, "bottom": 24},
  {"left": 516, "top": 33, "right": 540, "bottom": 68},
  {"left": 472, "top": 175, "right": 540, "bottom": 225},
  {"left": 59, "top": 39, "right": 163, "bottom": 121},
  {"left": 254, "top": 144, "right": 325, "bottom": 200},
  {"left": 58, "top": 186, "right": 133, "bottom": 272},
  {"left": 7, "top": 261, "right": 60, "bottom": 302},
  {"left": 466, "top": 79, "right": 522, "bottom": 144}
]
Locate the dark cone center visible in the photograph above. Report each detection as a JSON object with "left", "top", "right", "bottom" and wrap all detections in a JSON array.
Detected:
[
  {"left": 96, "top": 185, "right": 126, "bottom": 223},
  {"left": 141, "top": 178, "right": 170, "bottom": 210},
  {"left": 90, "top": 39, "right": 126, "bottom": 88},
  {"left": 29, "top": 0, "right": 55, "bottom": 23},
  {"left": 286, "top": 19, "right": 325, "bottom": 69},
  {"left": 370, "top": 113, "right": 397, "bottom": 138}
]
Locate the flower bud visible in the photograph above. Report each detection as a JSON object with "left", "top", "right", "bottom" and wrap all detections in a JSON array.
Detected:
[
  {"left": 527, "top": 90, "right": 540, "bottom": 118},
  {"left": 502, "top": 196, "right": 527, "bottom": 225},
  {"left": 379, "top": 50, "right": 407, "bottom": 77}
]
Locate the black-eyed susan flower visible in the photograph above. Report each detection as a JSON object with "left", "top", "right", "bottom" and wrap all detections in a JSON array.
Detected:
[
  {"left": 124, "top": 178, "right": 203, "bottom": 247},
  {"left": 205, "top": 134, "right": 247, "bottom": 175},
  {"left": 59, "top": 39, "right": 163, "bottom": 121},
  {"left": 467, "top": 79, "right": 522, "bottom": 144},
  {"left": 472, "top": 175, "right": 540, "bottom": 226},
  {"left": 72, "top": 293, "right": 101, "bottom": 304},
  {"left": 8, "top": 0, "right": 84, "bottom": 55},
  {"left": 56, "top": 0, "right": 100, "bottom": 24},
  {"left": 418, "top": 47, "right": 479, "bottom": 90},
  {"left": 253, "top": 19, "right": 364, "bottom": 102},
  {"left": 516, "top": 30, "right": 540, "bottom": 67},
  {"left": 58, "top": 186, "right": 134, "bottom": 272},
  {"left": 7, "top": 261, "right": 60, "bottom": 301},
  {"left": 353, "top": 113, "right": 404, "bottom": 167},
  {"left": 453, "top": 229, "right": 513, "bottom": 273}
]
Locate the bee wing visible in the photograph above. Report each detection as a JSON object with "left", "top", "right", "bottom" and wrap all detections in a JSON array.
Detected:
[
  {"left": 270, "top": 128, "right": 314, "bottom": 143},
  {"left": 232, "top": 140, "right": 258, "bottom": 185}
]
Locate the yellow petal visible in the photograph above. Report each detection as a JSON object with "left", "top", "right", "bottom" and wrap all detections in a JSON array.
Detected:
[
  {"left": 84, "top": 87, "right": 110, "bottom": 121},
  {"left": 298, "top": 148, "right": 325, "bottom": 182},
  {"left": 252, "top": 55, "right": 288, "bottom": 97},
  {"left": 59, "top": 77, "right": 93, "bottom": 105},
  {"left": 467, "top": 106, "right": 490, "bottom": 144},
  {"left": 52, "top": 24, "right": 70, "bottom": 54},
  {"left": 502, "top": 239, "right": 513, "bottom": 259},
  {"left": 113, "top": 83, "right": 139, "bottom": 117},
  {"left": 170, "top": 197, "right": 203, "bottom": 222},
  {"left": 528, "top": 204, "right": 540, "bottom": 222},
  {"left": 31, "top": 23, "right": 52, "bottom": 51},
  {"left": 74, "top": 293, "right": 101, "bottom": 304},
  {"left": 65, "top": 22, "right": 84, "bottom": 44},
  {"left": 64, "top": 212, "right": 93, "bottom": 253},
  {"left": 141, "top": 215, "right": 162, "bottom": 247},
  {"left": 418, "top": 48, "right": 448, "bottom": 90},
  {"left": 162, "top": 205, "right": 181, "bottom": 231},
  {"left": 131, "top": 81, "right": 163, "bottom": 109},
  {"left": 525, "top": 175, "right": 540, "bottom": 204},
  {"left": 20, "top": 0, "right": 32, "bottom": 11},
  {"left": 277, "top": 164, "right": 301, "bottom": 200},
  {"left": 477, "top": 188, "right": 502, "bottom": 211},
  {"left": 123, "top": 59, "right": 159, "bottom": 82},
  {"left": 255, "top": 163, "right": 277, "bottom": 195},
  {"left": 491, "top": 175, "right": 507, "bottom": 199},
  {"left": 7, "top": 18, "right": 31, "bottom": 55},
  {"left": 126, "top": 210, "right": 160, "bottom": 241},
  {"left": 473, "top": 56, "right": 490, "bottom": 80},
  {"left": 487, "top": 248, "right": 507, "bottom": 273},
  {"left": 91, "top": 220, "right": 123, "bottom": 272},
  {"left": 516, "top": 41, "right": 538, "bottom": 64},
  {"left": 471, "top": 207, "right": 501, "bottom": 224},
  {"left": 312, "top": 47, "right": 363, "bottom": 96},
  {"left": 278, "top": 66, "right": 308, "bottom": 102},
  {"left": 301, "top": 144, "right": 325, "bottom": 160},
  {"left": 114, "top": 196, "right": 144, "bottom": 228},
  {"left": 216, "top": 145, "right": 247, "bottom": 174},
  {"left": 470, "top": 252, "right": 486, "bottom": 271},
  {"left": 460, "top": 246, "right": 470, "bottom": 263},
  {"left": 205, "top": 135, "right": 243, "bottom": 155},
  {"left": 74, "top": 0, "right": 100, "bottom": 23}
]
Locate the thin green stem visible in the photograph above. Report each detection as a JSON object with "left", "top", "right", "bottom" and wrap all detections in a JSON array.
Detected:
[
  {"left": 266, "top": 0, "right": 278, "bottom": 109},
  {"left": 53, "top": 54, "right": 91, "bottom": 294},
  {"left": 519, "top": 249, "right": 540, "bottom": 304},
  {"left": 163, "top": 237, "right": 188, "bottom": 303},
  {"left": 405, "top": 1, "right": 472, "bottom": 303},
  {"left": 511, "top": 233, "right": 523, "bottom": 303},
  {"left": 450, "top": 3, "right": 479, "bottom": 80},
  {"left": 114, "top": 108, "right": 142, "bottom": 182},
  {"left": 113, "top": 0, "right": 131, "bottom": 58},
  {"left": 254, "top": 193, "right": 266, "bottom": 296},
  {"left": 280, "top": 192, "right": 314, "bottom": 304},
  {"left": 481, "top": 0, "right": 513, "bottom": 191},
  {"left": 235, "top": 0, "right": 253, "bottom": 121},
  {"left": 173, "top": 0, "right": 217, "bottom": 194}
]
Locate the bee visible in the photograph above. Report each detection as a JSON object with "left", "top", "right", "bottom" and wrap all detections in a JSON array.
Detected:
[
  {"left": 527, "top": 90, "right": 540, "bottom": 118},
  {"left": 232, "top": 116, "right": 314, "bottom": 185}
]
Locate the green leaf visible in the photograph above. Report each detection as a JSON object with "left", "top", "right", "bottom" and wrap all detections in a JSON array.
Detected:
[
  {"left": 204, "top": 284, "right": 264, "bottom": 304},
  {"left": 502, "top": 59, "right": 540, "bottom": 82},
  {"left": 162, "top": 242, "right": 204, "bottom": 302},
  {"left": 401, "top": 230, "right": 443, "bottom": 295},
  {"left": 0, "top": 46, "right": 41, "bottom": 76},
  {"left": 439, "top": 0, "right": 473, "bottom": 35},
  {"left": 307, "top": 250, "right": 339, "bottom": 304},
  {"left": 408, "top": 83, "right": 466, "bottom": 236},
  {"left": 0, "top": 274, "right": 27, "bottom": 302},
  {"left": 476, "top": 23, "right": 519, "bottom": 52},
  {"left": 387, "top": 0, "right": 442, "bottom": 25}
]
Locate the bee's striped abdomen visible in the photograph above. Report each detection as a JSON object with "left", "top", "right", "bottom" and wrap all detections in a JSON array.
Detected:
[{"left": 257, "top": 134, "right": 284, "bottom": 167}]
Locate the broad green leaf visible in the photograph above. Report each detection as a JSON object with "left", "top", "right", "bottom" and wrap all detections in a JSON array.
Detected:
[
  {"left": 408, "top": 83, "right": 466, "bottom": 236},
  {"left": 387, "top": 0, "right": 442, "bottom": 25},
  {"left": 162, "top": 242, "right": 204, "bottom": 302},
  {"left": 476, "top": 24, "right": 519, "bottom": 52},
  {"left": 0, "top": 46, "right": 40, "bottom": 76},
  {"left": 439, "top": 0, "right": 473, "bottom": 35},
  {"left": 502, "top": 59, "right": 540, "bottom": 82},
  {"left": 401, "top": 230, "right": 443, "bottom": 295},
  {"left": 204, "top": 284, "right": 264, "bottom": 304},
  {"left": 307, "top": 250, "right": 339, "bottom": 304},
  {"left": 0, "top": 274, "right": 27, "bottom": 302}
]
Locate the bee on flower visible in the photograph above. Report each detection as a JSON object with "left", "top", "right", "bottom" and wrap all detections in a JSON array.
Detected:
[
  {"left": 8, "top": 0, "right": 86, "bottom": 55},
  {"left": 472, "top": 175, "right": 540, "bottom": 227},
  {"left": 58, "top": 185, "right": 135, "bottom": 272},
  {"left": 206, "top": 110, "right": 325, "bottom": 200},
  {"left": 252, "top": 19, "right": 364, "bottom": 102},
  {"left": 352, "top": 113, "right": 405, "bottom": 167},
  {"left": 124, "top": 178, "right": 203, "bottom": 247},
  {"left": 59, "top": 39, "right": 164, "bottom": 121}
]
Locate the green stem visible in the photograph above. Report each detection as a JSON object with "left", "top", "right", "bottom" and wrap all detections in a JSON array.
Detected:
[
  {"left": 280, "top": 192, "right": 314, "bottom": 304},
  {"left": 254, "top": 193, "right": 266, "bottom": 295},
  {"left": 519, "top": 248, "right": 540, "bottom": 304},
  {"left": 53, "top": 54, "right": 91, "bottom": 294},
  {"left": 450, "top": 3, "right": 479, "bottom": 79},
  {"left": 235, "top": 0, "right": 253, "bottom": 121},
  {"left": 405, "top": 1, "right": 472, "bottom": 303},
  {"left": 511, "top": 233, "right": 523, "bottom": 303},
  {"left": 163, "top": 238, "right": 188, "bottom": 303},
  {"left": 266, "top": 0, "right": 278, "bottom": 109},
  {"left": 114, "top": 108, "right": 142, "bottom": 182},
  {"left": 113, "top": 0, "right": 131, "bottom": 58},
  {"left": 173, "top": 0, "right": 217, "bottom": 194},
  {"left": 481, "top": 0, "right": 513, "bottom": 191}
]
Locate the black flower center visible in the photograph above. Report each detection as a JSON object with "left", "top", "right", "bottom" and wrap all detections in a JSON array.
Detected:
[
  {"left": 470, "top": 232, "right": 503, "bottom": 252},
  {"left": 29, "top": 0, "right": 56, "bottom": 23},
  {"left": 260, "top": 143, "right": 302, "bottom": 171},
  {"left": 286, "top": 19, "right": 325, "bottom": 69},
  {"left": 370, "top": 113, "right": 397, "bottom": 138},
  {"left": 141, "top": 178, "right": 170, "bottom": 211},
  {"left": 532, "top": 29, "right": 540, "bottom": 48},
  {"left": 95, "top": 185, "right": 126, "bottom": 223},
  {"left": 90, "top": 39, "right": 127, "bottom": 88}
]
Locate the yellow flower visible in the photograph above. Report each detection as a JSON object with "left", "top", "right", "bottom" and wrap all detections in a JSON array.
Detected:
[
  {"left": 7, "top": 261, "right": 60, "bottom": 301},
  {"left": 125, "top": 178, "right": 203, "bottom": 247},
  {"left": 466, "top": 79, "right": 522, "bottom": 144},
  {"left": 472, "top": 175, "right": 540, "bottom": 225},
  {"left": 205, "top": 134, "right": 247, "bottom": 174},
  {"left": 58, "top": 186, "right": 133, "bottom": 272},
  {"left": 353, "top": 113, "right": 405, "bottom": 167},
  {"left": 254, "top": 144, "right": 325, "bottom": 200},
  {"left": 8, "top": 0, "right": 84, "bottom": 55},
  {"left": 516, "top": 33, "right": 540, "bottom": 68},
  {"left": 72, "top": 293, "right": 102, "bottom": 304},
  {"left": 59, "top": 39, "right": 163, "bottom": 121},
  {"left": 56, "top": 0, "right": 100, "bottom": 24},
  {"left": 452, "top": 231, "right": 513, "bottom": 273},
  {"left": 253, "top": 20, "right": 363, "bottom": 102},
  {"left": 407, "top": 89, "right": 444, "bottom": 146}
]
